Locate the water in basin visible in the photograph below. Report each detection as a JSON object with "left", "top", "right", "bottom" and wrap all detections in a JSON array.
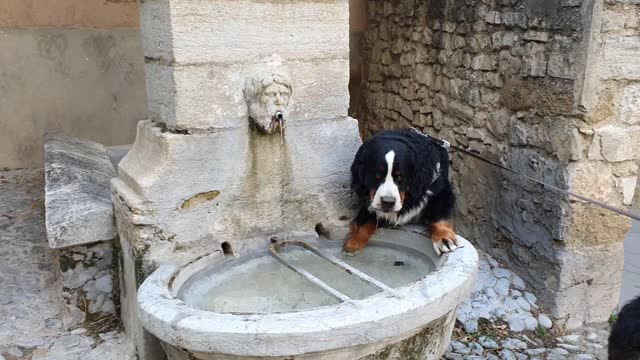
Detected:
[{"left": 178, "top": 243, "right": 435, "bottom": 314}]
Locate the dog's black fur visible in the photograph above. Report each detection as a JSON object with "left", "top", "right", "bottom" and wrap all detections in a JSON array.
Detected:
[
  {"left": 345, "top": 128, "right": 457, "bottom": 254},
  {"left": 609, "top": 296, "right": 640, "bottom": 360}
]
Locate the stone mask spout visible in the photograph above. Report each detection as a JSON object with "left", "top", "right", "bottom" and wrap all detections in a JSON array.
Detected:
[{"left": 244, "top": 67, "right": 292, "bottom": 136}]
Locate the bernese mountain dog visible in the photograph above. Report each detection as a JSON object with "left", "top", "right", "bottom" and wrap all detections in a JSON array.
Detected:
[
  {"left": 609, "top": 296, "right": 640, "bottom": 359},
  {"left": 344, "top": 128, "right": 458, "bottom": 256}
]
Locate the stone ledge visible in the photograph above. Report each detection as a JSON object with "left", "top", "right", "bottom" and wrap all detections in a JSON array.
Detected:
[{"left": 44, "top": 132, "right": 117, "bottom": 249}]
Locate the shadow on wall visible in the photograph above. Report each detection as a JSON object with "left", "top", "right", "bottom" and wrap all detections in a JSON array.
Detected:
[{"left": 349, "top": 0, "right": 368, "bottom": 126}]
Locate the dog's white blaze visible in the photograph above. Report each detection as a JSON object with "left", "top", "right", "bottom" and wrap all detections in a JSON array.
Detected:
[
  {"left": 371, "top": 150, "right": 403, "bottom": 213},
  {"left": 375, "top": 194, "right": 429, "bottom": 227}
]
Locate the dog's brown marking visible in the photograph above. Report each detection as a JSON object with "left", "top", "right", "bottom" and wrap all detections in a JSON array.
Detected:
[
  {"left": 344, "top": 220, "right": 377, "bottom": 254},
  {"left": 430, "top": 220, "right": 457, "bottom": 246},
  {"left": 399, "top": 191, "right": 406, "bottom": 206}
]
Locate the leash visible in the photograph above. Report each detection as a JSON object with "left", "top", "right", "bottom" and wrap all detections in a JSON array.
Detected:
[{"left": 411, "top": 128, "right": 640, "bottom": 222}]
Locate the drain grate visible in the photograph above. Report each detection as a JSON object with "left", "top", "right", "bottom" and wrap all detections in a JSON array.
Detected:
[{"left": 269, "top": 239, "right": 398, "bottom": 302}]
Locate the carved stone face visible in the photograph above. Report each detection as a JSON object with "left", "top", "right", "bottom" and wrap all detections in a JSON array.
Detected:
[{"left": 245, "top": 71, "right": 292, "bottom": 134}]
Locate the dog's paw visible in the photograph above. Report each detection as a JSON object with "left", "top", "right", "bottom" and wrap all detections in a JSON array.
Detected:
[
  {"left": 432, "top": 236, "right": 459, "bottom": 256},
  {"left": 343, "top": 220, "right": 377, "bottom": 255},
  {"left": 342, "top": 249, "right": 358, "bottom": 257},
  {"left": 430, "top": 221, "right": 459, "bottom": 256},
  {"left": 343, "top": 239, "right": 366, "bottom": 255}
]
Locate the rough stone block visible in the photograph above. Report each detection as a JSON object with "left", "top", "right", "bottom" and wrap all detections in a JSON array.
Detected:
[
  {"left": 471, "top": 54, "right": 496, "bottom": 71},
  {"left": 620, "top": 84, "right": 640, "bottom": 124},
  {"left": 605, "top": 0, "right": 640, "bottom": 3},
  {"left": 522, "top": 42, "right": 547, "bottom": 77},
  {"left": 600, "top": 35, "right": 640, "bottom": 80},
  {"left": 552, "top": 241, "right": 625, "bottom": 328},
  {"left": 602, "top": 10, "right": 627, "bottom": 32},
  {"left": 44, "top": 133, "right": 116, "bottom": 248},
  {"left": 548, "top": 36, "right": 576, "bottom": 79},
  {"left": 551, "top": 128, "right": 584, "bottom": 161},
  {"left": 561, "top": 0, "right": 582, "bottom": 6},
  {"left": 59, "top": 242, "right": 116, "bottom": 329},
  {"left": 567, "top": 161, "right": 614, "bottom": 203},
  {"left": 114, "top": 118, "right": 360, "bottom": 262},
  {"left": 140, "top": 0, "right": 349, "bottom": 65},
  {"left": 620, "top": 176, "right": 638, "bottom": 205},
  {"left": 501, "top": 12, "right": 528, "bottom": 28},
  {"left": 145, "top": 58, "right": 349, "bottom": 130},
  {"left": 523, "top": 30, "right": 549, "bottom": 42},
  {"left": 596, "top": 125, "right": 640, "bottom": 162}
]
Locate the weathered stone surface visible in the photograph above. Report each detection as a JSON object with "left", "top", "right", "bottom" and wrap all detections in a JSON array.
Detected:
[
  {"left": 140, "top": 0, "right": 349, "bottom": 130},
  {"left": 145, "top": 57, "right": 349, "bottom": 130},
  {"left": 619, "top": 84, "right": 640, "bottom": 124},
  {"left": 599, "top": 35, "right": 640, "bottom": 80},
  {"left": 140, "top": 0, "right": 349, "bottom": 64},
  {"left": 44, "top": 133, "right": 116, "bottom": 249},
  {"left": 115, "top": 119, "right": 360, "bottom": 262},
  {"left": 596, "top": 125, "right": 640, "bottom": 162},
  {"left": 620, "top": 176, "right": 638, "bottom": 205},
  {"left": 551, "top": 127, "right": 584, "bottom": 161},
  {"left": 0, "top": 169, "right": 135, "bottom": 359},
  {"left": 551, "top": 242, "right": 625, "bottom": 328},
  {"left": 523, "top": 31, "right": 549, "bottom": 42},
  {"left": 567, "top": 161, "right": 614, "bottom": 202},
  {"left": 522, "top": 42, "right": 547, "bottom": 77},
  {"left": 471, "top": 54, "right": 496, "bottom": 70},
  {"left": 60, "top": 242, "right": 116, "bottom": 326},
  {"left": 548, "top": 37, "right": 576, "bottom": 79}
]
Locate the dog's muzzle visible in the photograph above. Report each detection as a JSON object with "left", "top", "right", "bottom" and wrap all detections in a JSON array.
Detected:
[{"left": 380, "top": 196, "right": 397, "bottom": 212}]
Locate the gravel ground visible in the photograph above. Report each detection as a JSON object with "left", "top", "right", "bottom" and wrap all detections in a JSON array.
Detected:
[
  {"left": 0, "top": 169, "right": 134, "bottom": 360},
  {"left": 444, "top": 251, "right": 610, "bottom": 360}
]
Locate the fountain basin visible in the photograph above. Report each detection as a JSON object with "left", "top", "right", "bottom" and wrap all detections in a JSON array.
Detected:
[{"left": 137, "top": 227, "right": 478, "bottom": 359}]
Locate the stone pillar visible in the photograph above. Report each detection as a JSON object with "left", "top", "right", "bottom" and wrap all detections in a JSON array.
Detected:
[
  {"left": 361, "top": 0, "right": 639, "bottom": 329},
  {"left": 111, "top": 1, "right": 361, "bottom": 358}
]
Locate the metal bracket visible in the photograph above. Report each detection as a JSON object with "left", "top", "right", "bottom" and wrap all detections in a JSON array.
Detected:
[{"left": 269, "top": 240, "right": 398, "bottom": 302}]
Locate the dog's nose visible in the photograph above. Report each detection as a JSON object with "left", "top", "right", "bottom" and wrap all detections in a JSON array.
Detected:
[{"left": 380, "top": 196, "right": 396, "bottom": 210}]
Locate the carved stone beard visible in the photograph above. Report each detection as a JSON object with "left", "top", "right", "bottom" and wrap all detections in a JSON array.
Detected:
[{"left": 249, "top": 102, "right": 287, "bottom": 134}]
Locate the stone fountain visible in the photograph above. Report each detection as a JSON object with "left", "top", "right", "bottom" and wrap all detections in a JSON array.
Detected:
[{"left": 109, "top": 1, "right": 477, "bottom": 359}]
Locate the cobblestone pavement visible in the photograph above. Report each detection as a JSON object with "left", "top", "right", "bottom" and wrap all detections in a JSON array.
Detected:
[
  {"left": 0, "top": 170, "right": 134, "bottom": 360},
  {"left": 444, "top": 252, "right": 610, "bottom": 360}
]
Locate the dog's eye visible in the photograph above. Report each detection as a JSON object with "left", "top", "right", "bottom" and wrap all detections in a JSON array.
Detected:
[{"left": 375, "top": 174, "right": 382, "bottom": 180}]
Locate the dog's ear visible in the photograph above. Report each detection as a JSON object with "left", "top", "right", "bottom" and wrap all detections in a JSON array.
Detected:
[{"left": 350, "top": 145, "right": 368, "bottom": 195}]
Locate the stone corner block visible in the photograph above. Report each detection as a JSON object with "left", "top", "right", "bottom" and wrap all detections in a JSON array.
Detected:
[
  {"left": 44, "top": 132, "right": 117, "bottom": 249},
  {"left": 552, "top": 243, "right": 625, "bottom": 329}
]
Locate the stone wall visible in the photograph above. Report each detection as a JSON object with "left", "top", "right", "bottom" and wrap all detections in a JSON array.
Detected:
[
  {"left": 0, "top": 0, "right": 146, "bottom": 169},
  {"left": 362, "top": 0, "right": 639, "bottom": 328}
]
